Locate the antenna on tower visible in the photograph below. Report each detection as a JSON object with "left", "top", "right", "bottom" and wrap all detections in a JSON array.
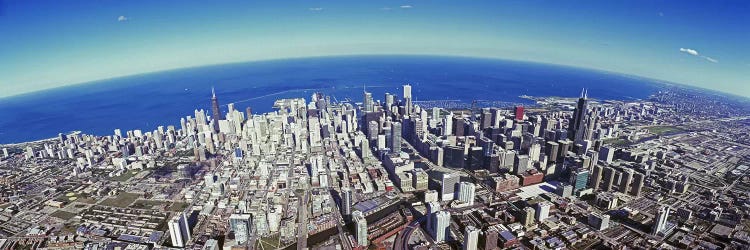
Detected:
[{"left": 212, "top": 86, "right": 216, "bottom": 98}]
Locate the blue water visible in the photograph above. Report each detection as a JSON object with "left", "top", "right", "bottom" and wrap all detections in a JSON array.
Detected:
[{"left": 0, "top": 55, "right": 667, "bottom": 144}]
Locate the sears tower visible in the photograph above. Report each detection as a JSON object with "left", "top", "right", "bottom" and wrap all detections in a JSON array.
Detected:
[
  {"left": 211, "top": 87, "right": 221, "bottom": 132},
  {"left": 568, "top": 88, "right": 588, "bottom": 142}
]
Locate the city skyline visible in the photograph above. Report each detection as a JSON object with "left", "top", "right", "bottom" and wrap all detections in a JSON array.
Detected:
[{"left": 1, "top": 0, "right": 749, "bottom": 98}]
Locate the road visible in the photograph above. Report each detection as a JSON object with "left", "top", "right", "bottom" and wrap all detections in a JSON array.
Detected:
[{"left": 297, "top": 190, "right": 310, "bottom": 249}]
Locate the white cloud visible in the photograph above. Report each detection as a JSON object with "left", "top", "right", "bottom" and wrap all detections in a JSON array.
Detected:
[
  {"left": 679, "top": 48, "right": 718, "bottom": 63},
  {"left": 309, "top": 7, "right": 323, "bottom": 11},
  {"left": 400, "top": 5, "right": 413, "bottom": 9},
  {"left": 117, "top": 16, "right": 128, "bottom": 22},
  {"left": 679, "top": 48, "right": 698, "bottom": 56}
]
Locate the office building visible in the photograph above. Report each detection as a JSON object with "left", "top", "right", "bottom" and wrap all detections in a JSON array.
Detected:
[
  {"left": 587, "top": 213, "right": 610, "bottom": 231},
  {"left": 620, "top": 169, "right": 633, "bottom": 194},
  {"left": 168, "top": 213, "right": 191, "bottom": 247},
  {"left": 229, "top": 214, "right": 252, "bottom": 245},
  {"left": 342, "top": 188, "right": 353, "bottom": 216},
  {"left": 463, "top": 226, "right": 480, "bottom": 250},
  {"left": 570, "top": 168, "right": 589, "bottom": 191},
  {"left": 353, "top": 210, "right": 368, "bottom": 246},
  {"left": 432, "top": 211, "right": 451, "bottom": 242},
  {"left": 363, "top": 91, "right": 373, "bottom": 113},
  {"left": 458, "top": 182, "right": 476, "bottom": 206},
  {"left": 590, "top": 164, "right": 603, "bottom": 190},
  {"left": 568, "top": 88, "right": 589, "bottom": 142},
  {"left": 602, "top": 167, "right": 615, "bottom": 191},
  {"left": 391, "top": 122, "right": 402, "bottom": 154},
  {"left": 514, "top": 106, "right": 524, "bottom": 121},
  {"left": 631, "top": 172, "right": 644, "bottom": 196},
  {"left": 442, "top": 173, "right": 460, "bottom": 201},
  {"left": 652, "top": 206, "right": 670, "bottom": 235},
  {"left": 211, "top": 87, "right": 221, "bottom": 132},
  {"left": 535, "top": 201, "right": 552, "bottom": 222}
]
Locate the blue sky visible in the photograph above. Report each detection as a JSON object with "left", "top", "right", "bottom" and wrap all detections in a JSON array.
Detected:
[{"left": 1, "top": 0, "right": 748, "bottom": 98}]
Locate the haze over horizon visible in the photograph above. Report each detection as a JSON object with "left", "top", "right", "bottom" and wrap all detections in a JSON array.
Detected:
[{"left": 1, "top": 0, "right": 748, "bottom": 98}]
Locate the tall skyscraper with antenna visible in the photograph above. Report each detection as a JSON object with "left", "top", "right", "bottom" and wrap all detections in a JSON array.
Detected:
[
  {"left": 211, "top": 87, "right": 221, "bottom": 132},
  {"left": 568, "top": 88, "right": 588, "bottom": 142}
]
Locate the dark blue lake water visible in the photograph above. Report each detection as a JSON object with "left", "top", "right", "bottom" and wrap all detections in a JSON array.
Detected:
[{"left": 0, "top": 55, "right": 667, "bottom": 143}]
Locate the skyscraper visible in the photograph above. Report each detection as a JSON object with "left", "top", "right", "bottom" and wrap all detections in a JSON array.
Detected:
[
  {"left": 458, "top": 182, "right": 476, "bottom": 206},
  {"left": 568, "top": 88, "right": 588, "bottom": 142},
  {"left": 211, "top": 87, "right": 221, "bottom": 132},
  {"left": 403, "top": 84, "right": 413, "bottom": 115},
  {"left": 391, "top": 122, "right": 402, "bottom": 154},
  {"left": 463, "top": 225, "right": 480, "bottom": 250},
  {"left": 342, "top": 188, "right": 353, "bottom": 216},
  {"left": 631, "top": 172, "right": 644, "bottom": 196},
  {"left": 353, "top": 210, "right": 368, "bottom": 246},
  {"left": 514, "top": 106, "right": 524, "bottom": 121},
  {"left": 168, "top": 213, "right": 191, "bottom": 247},
  {"left": 432, "top": 211, "right": 451, "bottom": 242},
  {"left": 535, "top": 201, "right": 552, "bottom": 222},
  {"left": 363, "top": 91, "right": 373, "bottom": 113},
  {"left": 570, "top": 168, "right": 590, "bottom": 191},
  {"left": 602, "top": 167, "right": 615, "bottom": 191},
  {"left": 620, "top": 169, "right": 633, "bottom": 194},
  {"left": 590, "top": 164, "right": 603, "bottom": 190},
  {"left": 229, "top": 213, "right": 252, "bottom": 245},
  {"left": 652, "top": 206, "right": 670, "bottom": 235},
  {"left": 441, "top": 173, "right": 460, "bottom": 201}
]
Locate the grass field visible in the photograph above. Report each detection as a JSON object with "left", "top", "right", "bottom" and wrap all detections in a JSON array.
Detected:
[
  {"left": 603, "top": 137, "right": 633, "bottom": 147},
  {"left": 646, "top": 126, "right": 685, "bottom": 135},
  {"left": 100, "top": 192, "right": 140, "bottom": 207},
  {"left": 50, "top": 210, "right": 76, "bottom": 220},
  {"left": 168, "top": 202, "right": 189, "bottom": 212},
  {"left": 109, "top": 170, "right": 140, "bottom": 182}
]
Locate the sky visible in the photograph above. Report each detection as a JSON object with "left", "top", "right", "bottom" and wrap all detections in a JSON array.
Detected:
[{"left": 1, "top": 0, "right": 748, "bottom": 98}]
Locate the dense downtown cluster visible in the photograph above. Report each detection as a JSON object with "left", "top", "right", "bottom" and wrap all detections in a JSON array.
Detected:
[{"left": 0, "top": 84, "right": 749, "bottom": 250}]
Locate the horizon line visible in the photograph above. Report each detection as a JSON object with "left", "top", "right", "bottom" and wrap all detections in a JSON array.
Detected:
[{"left": 1, "top": 53, "right": 746, "bottom": 101}]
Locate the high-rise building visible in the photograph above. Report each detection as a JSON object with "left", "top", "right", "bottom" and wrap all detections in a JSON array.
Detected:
[
  {"left": 599, "top": 146, "right": 615, "bottom": 163},
  {"left": 168, "top": 213, "right": 191, "bottom": 247},
  {"left": 391, "top": 122, "right": 402, "bottom": 154},
  {"left": 458, "top": 182, "right": 476, "bottom": 206},
  {"left": 463, "top": 225, "right": 480, "bottom": 250},
  {"left": 602, "top": 167, "right": 616, "bottom": 191},
  {"left": 229, "top": 213, "right": 252, "bottom": 245},
  {"left": 652, "top": 206, "right": 670, "bottom": 235},
  {"left": 443, "top": 114, "right": 453, "bottom": 136},
  {"left": 441, "top": 173, "right": 460, "bottom": 201},
  {"left": 353, "top": 210, "right": 368, "bottom": 246},
  {"left": 570, "top": 168, "right": 590, "bottom": 191},
  {"left": 587, "top": 213, "right": 610, "bottom": 230},
  {"left": 631, "top": 172, "right": 644, "bottom": 196},
  {"left": 363, "top": 91, "right": 373, "bottom": 113},
  {"left": 211, "top": 87, "right": 221, "bottom": 132},
  {"left": 620, "top": 169, "right": 633, "bottom": 194},
  {"left": 514, "top": 106, "right": 524, "bottom": 121},
  {"left": 426, "top": 201, "right": 441, "bottom": 230},
  {"left": 432, "top": 211, "right": 451, "bottom": 242},
  {"left": 403, "top": 84, "right": 413, "bottom": 115},
  {"left": 535, "top": 201, "right": 552, "bottom": 222},
  {"left": 342, "top": 188, "right": 353, "bottom": 216},
  {"left": 545, "top": 141, "right": 559, "bottom": 163},
  {"left": 523, "top": 207, "right": 536, "bottom": 227},
  {"left": 483, "top": 227, "right": 499, "bottom": 250},
  {"left": 590, "top": 164, "right": 603, "bottom": 190},
  {"left": 568, "top": 88, "right": 589, "bottom": 142}
]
